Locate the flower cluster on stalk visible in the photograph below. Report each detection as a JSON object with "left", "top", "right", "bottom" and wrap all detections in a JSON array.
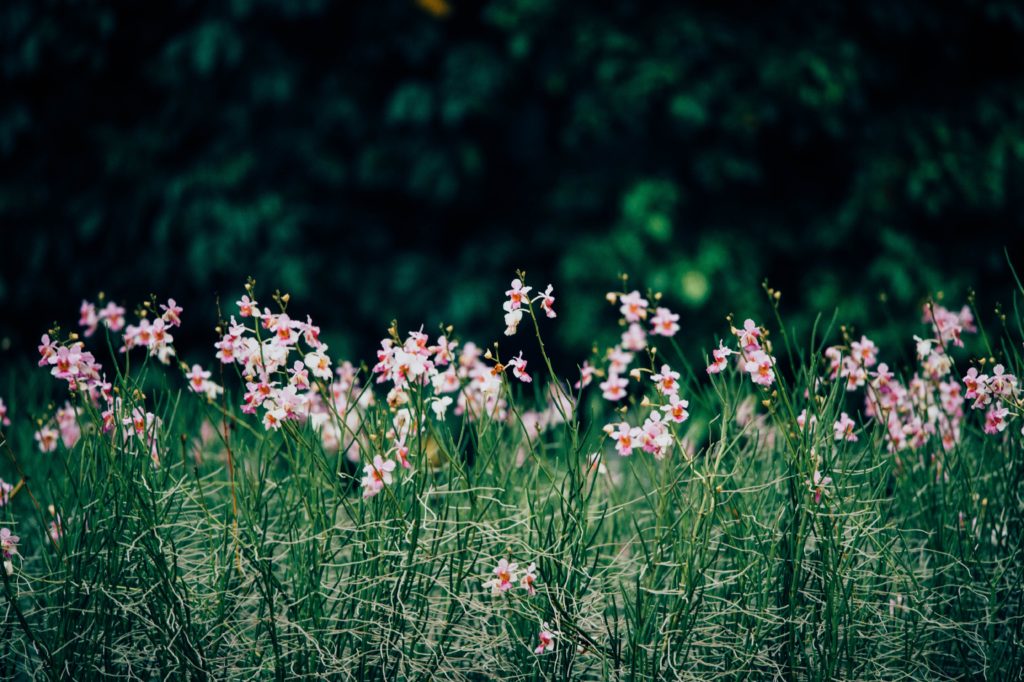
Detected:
[
  {"left": 34, "top": 296, "right": 184, "bottom": 464},
  {"left": 480, "top": 557, "right": 555, "bottom": 655},
  {"left": 592, "top": 289, "right": 689, "bottom": 460}
]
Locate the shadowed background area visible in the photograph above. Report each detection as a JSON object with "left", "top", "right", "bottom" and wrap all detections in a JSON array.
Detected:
[{"left": 2, "top": 0, "right": 1024, "bottom": 365}]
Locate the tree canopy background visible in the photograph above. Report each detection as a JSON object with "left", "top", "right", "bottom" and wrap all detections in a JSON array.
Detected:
[{"left": 2, "top": 0, "right": 1023, "bottom": 365}]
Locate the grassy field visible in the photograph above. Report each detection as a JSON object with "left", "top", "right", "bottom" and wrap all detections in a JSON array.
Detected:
[{"left": 0, "top": 274, "right": 1021, "bottom": 680}]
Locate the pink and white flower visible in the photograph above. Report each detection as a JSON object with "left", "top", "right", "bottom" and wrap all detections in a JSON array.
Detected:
[
  {"left": 160, "top": 299, "right": 183, "bottom": 327},
  {"left": 508, "top": 352, "right": 532, "bottom": 383},
  {"left": 606, "top": 421, "right": 641, "bottom": 456},
  {"left": 651, "top": 364, "right": 680, "bottom": 396},
  {"left": 361, "top": 455, "right": 396, "bottom": 499},
  {"left": 600, "top": 374, "right": 628, "bottom": 401},
  {"left": 0, "top": 528, "right": 18, "bottom": 559},
  {"left": 650, "top": 306, "right": 680, "bottom": 337},
  {"left": 262, "top": 406, "right": 287, "bottom": 431},
  {"left": 536, "top": 284, "right": 556, "bottom": 318},
  {"left": 186, "top": 364, "right": 211, "bottom": 393},
  {"left": 185, "top": 364, "right": 224, "bottom": 400},
  {"left": 430, "top": 336, "right": 458, "bottom": 366},
  {"left": 833, "top": 412, "right": 858, "bottom": 442},
  {"left": 621, "top": 323, "right": 648, "bottom": 351},
  {"left": 483, "top": 558, "right": 519, "bottom": 595},
  {"left": 619, "top": 291, "right": 649, "bottom": 322},
  {"left": 534, "top": 623, "right": 557, "bottom": 654},
  {"left": 744, "top": 350, "right": 776, "bottom": 387},
  {"left": 706, "top": 343, "right": 734, "bottom": 375},
  {"left": 640, "top": 412, "right": 673, "bottom": 458},
  {"left": 430, "top": 396, "right": 453, "bottom": 419},
  {"left": 236, "top": 295, "right": 257, "bottom": 318},
  {"left": 35, "top": 426, "right": 59, "bottom": 453},
  {"left": 824, "top": 346, "right": 843, "bottom": 379},
  {"left": 574, "top": 361, "right": 596, "bottom": 390},
  {"left": 79, "top": 301, "right": 99, "bottom": 337},
  {"left": 984, "top": 405, "right": 1010, "bottom": 434},
  {"left": 797, "top": 409, "right": 817, "bottom": 432},
  {"left": 304, "top": 350, "right": 333, "bottom": 381},
  {"left": 38, "top": 334, "right": 57, "bottom": 367},
  {"left": 505, "top": 279, "right": 532, "bottom": 311},
  {"left": 607, "top": 347, "right": 633, "bottom": 375},
  {"left": 520, "top": 562, "right": 538, "bottom": 595},
  {"left": 733, "top": 319, "right": 762, "bottom": 352},
  {"left": 503, "top": 308, "right": 523, "bottom": 336},
  {"left": 850, "top": 335, "right": 878, "bottom": 367},
  {"left": 98, "top": 302, "right": 126, "bottom": 332},
  {"left": 661, "top": 393, "right": 690, "bottom": 423}
]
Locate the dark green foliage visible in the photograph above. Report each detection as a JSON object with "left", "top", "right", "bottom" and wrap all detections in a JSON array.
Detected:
[{"left": 1, "top": 0, "right": 1023, "bottom": 360}]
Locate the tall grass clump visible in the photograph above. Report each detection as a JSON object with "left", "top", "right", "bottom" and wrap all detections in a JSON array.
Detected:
[{"left": 0, "top": 272, "right": 1021, "bottom": 680}]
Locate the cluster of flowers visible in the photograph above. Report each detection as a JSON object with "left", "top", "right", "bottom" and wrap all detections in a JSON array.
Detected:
[
  {"left": 499, "top": 286, "right": 568, "bottom": 429},
  {"left": 603, "top": 363, "right": 689, "bottom": 459},
  {"left": 502, "top": 278, "right": 555, "bottom": 336},
  {"left": 826, "top": 328, "right": 965, "bottom": 458},
  {"left": 566, "top": 288, "right": 689, "bottom": 460},
  {"left": 706, "top": 318, "right": 777, "bottom": 388},
  {"left": 366, "top": 277, "right": 566, "bottom": 497},
  {"left": 481, "top": 558, "right": 555, "bottom": 655},
  {"left": 820, "top": 303, "right": 1017, "bottom": 470},
  {"left": 586, "top": 290, "right": 681, "bottom": 403},
  {"left": 33, "top": 402, "right": 80, "bottom": 453},
  {"left": 80, "top": 298, "right": 180, "bottom": 364},
  {"left": 367, "top": 329, "right": 486, "bottom": 498},
  {"left": 963, "top": 364, "right": 1019, "bottom": 434},
  {"left": 372, "top": 330, "right": 472, "bottom": 416},
  {"left": 213, "top": 292, "right": 378, "bottom": 473},
  {"left": 824, "top": 335, "right": 879, "bottom": 392},
  {"left": 78, "top": 299, "right": 125, "bottom": 335},
  {"left": 32, "top": 298, "right": 179, "bottom": 461},
  {"left": 38, "top": 334, "right": 103, "bottom": 388},
  {"left": 9, "top": 414, "right": 125, "bottom": 571},
  {"left": 482, "top": 557, "right": 539, "bottom": 596},
  {"left": 919, "top": 302, "right": 1022, "bottom": 436},
  {"left": 214, "top": 294, "right": 331, "bottom": 430}
]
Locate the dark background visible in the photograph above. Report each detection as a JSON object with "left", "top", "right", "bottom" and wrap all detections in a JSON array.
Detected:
[{"left": 2, "top": 0, "right": 1023, "bottom": 367}]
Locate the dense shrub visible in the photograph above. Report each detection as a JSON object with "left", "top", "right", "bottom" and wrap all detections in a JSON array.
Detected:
[{"left": 3, "top": 1, "right": 1024, "bottom": 358}]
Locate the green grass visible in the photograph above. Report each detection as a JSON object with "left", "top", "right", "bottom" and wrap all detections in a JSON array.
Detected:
[{"left": 0, "top": 277, "right": 1021, "bottom": 681}]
